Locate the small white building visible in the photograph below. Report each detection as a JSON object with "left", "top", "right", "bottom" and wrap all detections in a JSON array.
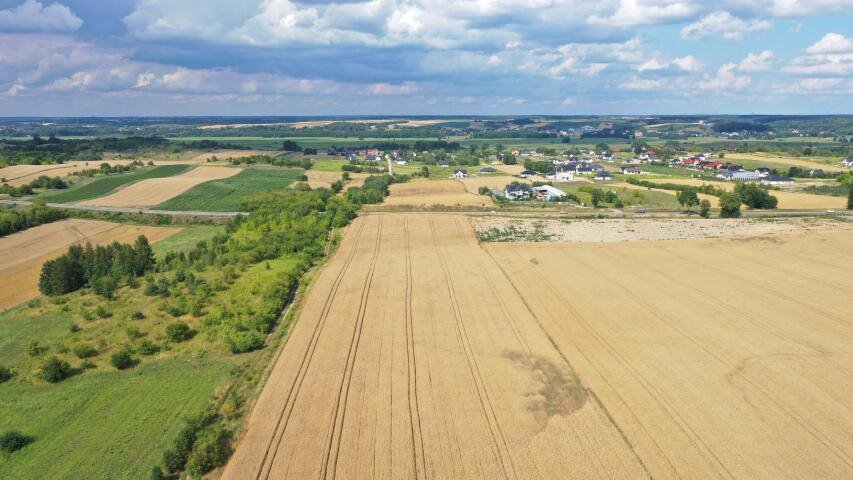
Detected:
[
  {"left": 842, "top": 157, "right": 853, "bottom": 167},
  {"left": 533, "top": 185, "right": 568, "bottom": 201},
  {"left": 761, "top": 175, "right": 794, "bottom": 185},
  {"left": 453, "top": 169, "right": 467, "bottom": 178}
]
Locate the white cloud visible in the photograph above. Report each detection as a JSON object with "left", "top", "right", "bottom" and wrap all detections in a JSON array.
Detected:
[
  {"left": 784, "top": 33, "right": 853, "bottom": 77},
  {"left": 636, "top": 58, "right": 668, "bottom": 71},
  {"left": 620, "top": 77, "right": 664, "bottom": 91},
  {"left": 796, "top": 78, "right": 842, "bottom": 90},
  {"left": 698, "top": 63, "right": 751, "bottom": 91},
  {"left": 561, "top": 96, "right": 576, "bottom": 105},
  {"left": 681, "top": 11, "right": 771, "bottom": 40},
  {"left": 588, "top": 0, "right": 697, "bottom": 27},
  {"left": 0, "top": 1, "right": 82, "bottom": 33},
  {"left": 768, "top": 0, "right": 853, "bottom": 17},
  {"left": 738, "top": 51, "right": 774, "bottom": 72},
  {"left": 368, "top": 81, "right": 418, "bottom": 95},
  {"left": 805, "top": 32, "right": 853, "bottom": 54},
  {"left": 671, "top": 54, "right": 704, "bottom": 72}
]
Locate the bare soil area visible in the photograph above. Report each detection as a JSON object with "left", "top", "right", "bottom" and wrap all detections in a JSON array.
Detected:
[
  {"left": 471, "top": 216, "right": 850, "bottom": 243},
  {"left": 0, "top": 219, "right": 178, "bottom": 311}
]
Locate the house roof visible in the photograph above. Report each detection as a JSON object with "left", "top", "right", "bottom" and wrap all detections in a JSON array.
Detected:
[
  {"left": 520, "top": 170, "right": 536, "bottom": 175},
  {"left": 506, "top": 183, "right": 532, "bottom": 193},
  {"left": 480, "top": 166, "right": 496, "bottom": 172}
]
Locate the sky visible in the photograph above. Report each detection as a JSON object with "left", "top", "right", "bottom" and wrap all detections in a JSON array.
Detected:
[{"left": 0, "top": 0, "right": 851, "bottom": 116}]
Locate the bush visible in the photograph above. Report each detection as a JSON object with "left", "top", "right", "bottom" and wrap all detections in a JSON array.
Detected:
[
  {"left": 734, "top": 183, "right": 778, "bottom": 209},
  {"left": 39, "top": 356, "right": 71, "bottom": 383},
  {"left": 110, "top": 348, "right": 138, "bottom": 370},
  {"left": 165, "top": 322, "right": 195, "bottom": 342},
  {"left": 72, "top": 344, "right": 98, "bottom": 359},
  {"left": 719, "top": 192, "right": 742, "bottom": 218},
  {"left": 0, "top": 430, "right": 33, "bottom": 453},
  {"left": 0, "top": 365, "right": 14, "bottom": 383},
  {"left": 131, "top": 310, "right": 146, "bottom": 320},
  {"left": 137, "top": 340, "right": 160, "bottom": 356},
  {"left": 26, "top": 339, "right": 46, "bottom": 356},
  {"left": 225, "top": 331, "right": 265, "bottom": 354},
  {"left": 699, "top": 199, "right": 711, "bottom": 218},
  {"left": 185, "top": 424, "right": 230, "bottom": 478},
  {"left": 95, "top": 305, "right": 112, "bottom": 319}
]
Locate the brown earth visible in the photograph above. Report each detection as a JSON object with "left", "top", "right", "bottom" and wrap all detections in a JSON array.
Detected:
[
  {"left": 0, "top": 219, "right": 178, "bottom": 311},
  {"left": 0, "top": 161, "right": 135, "bottom": 187},
  {"left": 75, "top": 166, "right": 241, "bottom": 208},
  {"left": 222, "top": 214, "right": 647, "bottom": 480},
  {"left": 486, "top": 227, "right": 853, "bottom": 479}
]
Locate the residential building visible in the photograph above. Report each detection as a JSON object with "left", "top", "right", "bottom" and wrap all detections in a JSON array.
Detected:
[
  {"left": 505, "top": 183, "right": 533, "bottom": 199},
  {"left": 453, "top": 169, "right": 467, "bottom": 178},
  {"left": 533, "top": 185, "right": 567, "bottom": 201}
]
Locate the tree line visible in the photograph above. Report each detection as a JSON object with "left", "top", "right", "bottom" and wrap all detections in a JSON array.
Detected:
[{"left": 0, "top": 202, "right": 68, "bottom": 237}]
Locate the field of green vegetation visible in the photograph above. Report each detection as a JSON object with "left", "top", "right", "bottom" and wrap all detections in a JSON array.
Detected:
[
  {"left": 156, "top": 167, "right": 304, "bottom": 212},
  {"left": 39, "top": 165, "right": 190, "bottom": 203},
  {"left": 554, "top": 182, "right": 681, "bottom": 209}
]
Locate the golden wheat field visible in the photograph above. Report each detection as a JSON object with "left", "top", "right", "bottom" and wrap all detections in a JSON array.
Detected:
[
  {"left": 379, "top": 179, "right": 493, "bottom": 208},
  {"left": 0, "top": 219, "right": 178, "bottom": 311},
  {"left": 75, "top": 166, "right": 240, "bottom": 208},
  {"left": 223, "top": 214, "right": 647, "bottom": 480},
  {"left": 725, "top": 153, "right": 847, "bottom": 172},
  {"left": 487, "top": 228, "right": 853, "bottom": 479},
  {"left": 186, "top": 150, "right": 278, "bottom": 164},
  {"left": 226, "top": 212, "right": 853, "bottom": 480},
  {"left": 0, "top": 161, "right": 135, "bottom": 187}
]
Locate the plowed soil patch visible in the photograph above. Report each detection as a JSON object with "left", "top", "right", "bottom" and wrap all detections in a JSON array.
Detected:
[
  {"left": 380, "top": 179, "right": 492, "bottom": 208},
  {"left": 76, "top": 166, "right": 240, "bottom": 208},
  {"left": 0, "top": 219, "right": 178, "bottom": 311},
  {"left": 223, "top": 214, "right": 646, "bottom": 479}
]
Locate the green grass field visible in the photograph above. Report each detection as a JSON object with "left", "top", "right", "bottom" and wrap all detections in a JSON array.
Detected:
[
  {"left": 156, "top": 167, "right": 304, "bottom": 212},
  {"left": 152, "top": 225, "right": 225, "bottom": 260},
  {"left": 39, "top": 165, "right": 190, "bottom": 203}
]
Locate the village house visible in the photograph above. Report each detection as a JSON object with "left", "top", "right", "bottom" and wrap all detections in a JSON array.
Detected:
[
  {"left": 595, "top": 170, "right": 613, "bottom": 181},
  {"left": 620, "top": 166, "right": 643, "bottom": 175},
  {"left": 479, "top": 166, "right": 496, "bottom": 174},
  {"left": 754, "top": 167, "right": 771, "bottom": 176},
  {"left": 436, "top": 159, "right": 450, "bottom": 168},
  {"left": 505, "top": 183, "right": 533, "bottom": 199},
  {"left": 546, "top": 167, "right": 574, "bottom": 181},
  {"left": 519, "top": 170, "right": 537, "bottom": 178},
  {"left": 843, "top": 157, "right": 853, "bottom": 167},
  {"left": 453, "top": 169, "right": 468, "bottom": 178}
]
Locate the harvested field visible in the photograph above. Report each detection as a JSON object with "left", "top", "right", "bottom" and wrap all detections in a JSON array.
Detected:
[
  {"left": 486, "top": 227, "right": 853, "bottom": 479},
  {"left": 459, "top": 175, "right": 522, "bottom": 194},
  {"left": 493, "top": 163, "right": 526, "bottom": 176},
  {"left": 0, "top": 161, "right": 134, "bottom": 187},
  {"left": 379, "top": 179, "right": 493, "bottom": 208},
  {"left": 0, "top": 219, "right": 178, "bottom": 311},
  {"left": 472, "top": 216, "right": 849, "bottom": 243},
  {"left": 643, "top": 178, "right": 847, "bottom": 210},
  {"left": 223, "top": 214, "right": 647, "bottom": 479},
  {"left": 726, "top": 153, "right": 846, "bottom": 172},
  {"left": 76, "top": 166, "right": 240, "bottom": 208},
  {"left": 186, "top": 150, "right": 278, "bottom": 164}
]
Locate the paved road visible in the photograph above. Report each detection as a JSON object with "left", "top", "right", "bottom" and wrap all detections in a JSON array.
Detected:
[{"left": 0, "top": 199, "right": 245, "bottom": 217}]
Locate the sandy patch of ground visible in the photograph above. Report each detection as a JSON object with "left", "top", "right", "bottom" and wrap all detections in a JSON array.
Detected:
[
  {"left": 471, "top": 216, "right": 849, "bottom": 243},
  {"left": 487, "top": 227, "right": 853, "bottom": 478},
  {"left": 0, "top": 219, "right": 178, "bottom": 311},
  {"left": 76, "top": 166, "right": 241, "bottom": 208},
  {"left": 379, "top": 179, "right": 493, "bottom": 208},
  {"left": 0, "top": 161, "right": 135, "bottom": 187},
  {"left": 222, "top": 214, "right": 646, "bottom": 479}
]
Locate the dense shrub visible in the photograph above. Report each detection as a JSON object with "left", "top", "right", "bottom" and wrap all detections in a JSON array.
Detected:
[
  {"left": 72, "top": 344, "right": 98, "bottom": 359},
  {"left": 165, "top": 322, "right": 194, "bottom": 342},
  {"left": 162, "top": 411, "right": 219, "bottom": 474},
  {"left": 185, "top": 424, "right": 230, "bottom": 477},
  {"left": 0, "top": 430, "right": 33, "bottom": 453},
  {"left": 109, "top": 348, "right": 137, "bottom": 370},
  {"left": 137, "top": 340, "right": 160, "bottom": 356},
  {"left": 0, "top": 365, "right": 14, "bottom": 383},
  {"left": 719, "top": 192, "right": 743, "bottom": 218},
  {"left": 0, "top": 202, "right": 68, "bottom": 237},
  {"left": 39, "top": 356, "right": 71, "bottom": 383},
  {"left": 131, "top": 310, "right": 146, "bottom": 320},
  {"left": 734, "top": 183, "right": 778, "bottom": 209}
]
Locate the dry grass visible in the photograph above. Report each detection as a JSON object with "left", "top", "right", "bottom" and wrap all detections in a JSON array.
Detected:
[
  {"left": 186, "top": 150, "right": 278, "bottom": 164},
  {"left": 486, "top": 227, "right": 853, "bottom": 479},
  {"left": 459, "top": 175, "right": 523, "bottom": 194},
  {"left": 643, "top": 178, "right": 847, "bottom": 210},
  {"left": 303, "top": 171, "right": 367, "bottom": 189},
  {"left": 725, "top": 153, "right": 847, "bottom": 172},
  {"left": 76, "top": 166, "right": 241, "bottom": 208},
  {"left": 222, "top": 214, "right": 646, "bottom": 479},
  {"left": 378, "top": 179, "right": 493, "bottom": 208},
  {"left": 0, "top": 161, "right": 135, "bottom": 187},
  {"left": 0, "top": 219, "right": 179, "bottom": 311}
]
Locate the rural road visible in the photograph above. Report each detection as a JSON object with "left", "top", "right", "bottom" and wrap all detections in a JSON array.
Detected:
[{"left": 0, "top": 199, "right": 245, "bottom": 217}]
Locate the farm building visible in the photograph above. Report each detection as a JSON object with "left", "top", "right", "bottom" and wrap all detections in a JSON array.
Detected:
[
  {"left": 479, "top": 166, "right": 496, "bottom": 174},
  {"left": 533, "top": 185, "right": 567, "bottom": 201},
  {"left": 718, "top": 171, "right": 762, "bottom": 181},
  {"left": 621, "top": 166, "right": 643, "bottom": 175},
  {"left": 519, "top": 170, "right": 537, "bottom": 178},
  {"left": 761, "top": 175, "right": 795, "bottom": 185}
]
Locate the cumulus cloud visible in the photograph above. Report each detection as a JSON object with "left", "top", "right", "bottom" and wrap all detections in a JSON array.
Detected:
[
  {"left": 784, "top": 33, "right": 852, "bottom": 76},
  {"left": 620, "top": 77, "right": 664, "bottom": 91},
  {"left": 0, "top": 0, "right": 81, "bottom": 33},
  {"left": 588, "top": 0, "right": 697, "bottom": 28},
  {"left": 698, "top": 63, "right": 751, "bottom": 91},
  {"left": 768, "top": 0, "right": 853, "bottom": 17},
  {"left": 561, "top": 97, "right": 576, "bottom": 105},
  {"left": 367, "top": 81, "right": 419, "bottom": 95},
  {"left": 671, "top": 54, "right": 704, "bottom": 72},
  {"left": 738, "top": 51, "right": 774, "bottom": 72},
  {"left": 681, "top": 11, "right": 771, "bottom": 40}
]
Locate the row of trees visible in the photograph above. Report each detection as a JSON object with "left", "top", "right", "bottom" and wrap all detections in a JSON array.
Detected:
[
  {"left": 0, "top": 175, "right": 68, "bottom": 197},
  {"left": 0, "top": 202, "right": 68, "bottom": 237},
  {"left": 227, "top": 154, "right": 313, "bottom": 169},
  {"left": 38, "top": 236, "right": 156, "bottom": 297}
]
